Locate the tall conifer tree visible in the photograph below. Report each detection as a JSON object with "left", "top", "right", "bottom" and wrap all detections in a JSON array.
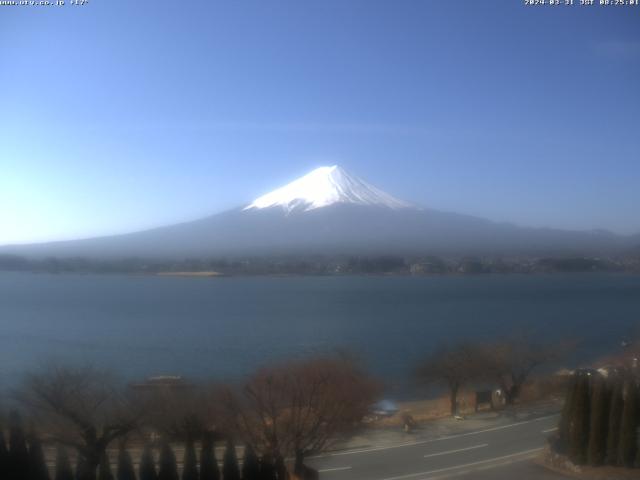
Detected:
[
  {"left": 258, "top": 453, "right": 276, "bottom": 480},
  {"left": 587, "top": 375, "right": 610, "bottom": 466},
  {"left": 98, "top": 452, "right": 114, "bottom": 480},
  {"left": 116, "top": 448, "right": 136, "bottom": 480},
  {"left": 54, "top": 447, "right": 74, "bottom": 480},
  {"left": 9, "top": 411, "right": 30, "bottom": 480},
  {"left": 240, "top": 445, "right": 260, "bottom": 480},
  {"left": 182, "top": 439, "right": 198, "bottom": 480},
  {"left": 618, "top": 380, "right": 638, "bottom": 468},
  {"left": 198, "top": 434, "right": 219, "bottom": 480},
  {"left": 606, "top": 378, "right": 624, "bottom": 465},
  {"left": 28, "top": 435, "right": 50, "bottom": 480},
  {"left": 0, "top": 430, "right": 9, "bottom": 479},
  {"left": 76, "top": 453, "right": 86, "bottom": 480},
  {"left": 222, "top": 441, "right": 239, "bottom": 480},
  {"left": 558, "top": 374, "right": 578, "bottom": 453},
  {"left": 157, "top": 443, "right": 178, "bottom": 480},
  {"left": 568, "top": 373, "right": 590, "bottom": 464},
  {"left": 274, "top": 455, "right": 287, "bottom": 480},
  {"left": 139, "top": 445, "right": 157, "bottom": 480}
]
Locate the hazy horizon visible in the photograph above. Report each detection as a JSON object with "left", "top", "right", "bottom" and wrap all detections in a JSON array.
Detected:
[{"left": 2, "top": 1, "right": 639, "bottom": 245}]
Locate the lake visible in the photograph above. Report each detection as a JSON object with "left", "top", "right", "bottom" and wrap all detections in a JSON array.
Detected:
[{"left": 1, "top": 272, "right": 639, "bottom": 396}]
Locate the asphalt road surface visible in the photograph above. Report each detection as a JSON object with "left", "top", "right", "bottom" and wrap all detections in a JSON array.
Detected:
[{"left": 307, "top": 414, "right": 566, "bottom": 480}]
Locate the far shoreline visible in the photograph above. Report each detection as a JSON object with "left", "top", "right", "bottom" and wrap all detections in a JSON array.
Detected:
[
  {"left": 2, "top": 270, "right": 640, "bottom": 278},
  {"left": 155, "top": 271, "right": 225, "bottom": 277}
]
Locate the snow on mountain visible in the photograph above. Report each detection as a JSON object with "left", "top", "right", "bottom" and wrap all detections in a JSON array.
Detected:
[{"left": 243, "top": 165, "right": 414, "bottom": 213}]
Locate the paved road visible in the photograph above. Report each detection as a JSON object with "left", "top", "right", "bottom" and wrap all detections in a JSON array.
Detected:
[{"left": 307, "top": 414, "right": 566, "bottom": 480}]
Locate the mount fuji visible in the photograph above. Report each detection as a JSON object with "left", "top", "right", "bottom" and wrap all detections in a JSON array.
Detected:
[
  {"left": 244, "top": 165, "right": 413, "bottom": 213},
  {"left": 1, "top": 166, "right": 635, "bottom": 259}
]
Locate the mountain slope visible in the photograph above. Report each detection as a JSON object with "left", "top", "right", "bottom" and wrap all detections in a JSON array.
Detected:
[{"left": 1, "top": 166, "right": 636, "bottom": 259}]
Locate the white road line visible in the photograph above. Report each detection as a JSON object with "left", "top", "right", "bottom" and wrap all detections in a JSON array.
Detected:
[
  {"left": 424, "top": 451, "right": 543, "bottom": 480},
  {"left": 318, "top": 466, "right": 352, "bottom": 473},
  {"left": 542, "top": 427, "right": 558, "bottom": 433},
  {"left": 309, "top": 414, "right": 558, "bottom": 459},
  {"left": 423, "top": 443, "right": 488, "bottom": 459},
  {"left": 380, "top": 447, "right": 543, "bottom": 480}
]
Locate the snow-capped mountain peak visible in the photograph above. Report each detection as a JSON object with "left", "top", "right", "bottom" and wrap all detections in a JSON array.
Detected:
[{"left": 243, "top": 165, "right": 414, "bottom": 213}]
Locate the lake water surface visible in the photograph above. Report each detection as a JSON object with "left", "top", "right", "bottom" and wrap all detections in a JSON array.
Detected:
[{"left": 1, "top": 272, "right": 639, "bottom": 395}]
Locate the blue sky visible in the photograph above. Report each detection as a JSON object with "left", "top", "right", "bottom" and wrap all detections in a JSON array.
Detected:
[{"left": 1, "top": 1, "right": 639, "bottom": 244}]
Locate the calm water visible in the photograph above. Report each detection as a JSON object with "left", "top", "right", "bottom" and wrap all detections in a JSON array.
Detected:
[{"left": 1, "top": 272, "right": 639, "bottom": 395}]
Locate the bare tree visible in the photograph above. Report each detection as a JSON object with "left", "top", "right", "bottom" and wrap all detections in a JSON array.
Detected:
[
  {"left": 134, "top": 382, "right": 223, "bottom": 441},
  {"left": 222, "top": 355, "right": 379, "bottom": 468},
  {"left": 16, "top": 365, "right": 144, "bottom": 480},
  {"left": 483, "top": 337, "right": 568, "bottom": 405},
  {"left": 417, "top": 343, "right": 486, "bottom": 416}
]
